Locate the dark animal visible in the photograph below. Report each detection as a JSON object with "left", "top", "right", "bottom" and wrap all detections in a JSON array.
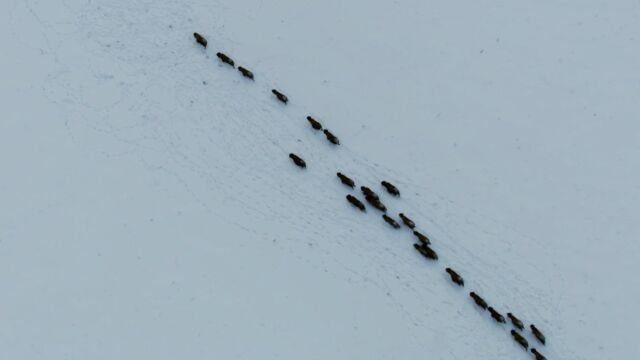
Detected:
[
  {"left": 272, "top": 89, "right": 288, "bottom": 104},
  {"left": 382, "top": 214, "right": 400, "bottom": 229},
  {"left": 216, "top": 52, "right": 235, "bottom": 67},
  {"left": 398, "top": 213, "right": 415, "bottom": 229},
  {"left": 238, "top": 66, "right": 254, "bottom": 80},
  {"left": 530, "top": 325, "right": 546, "bottom": 345},
  {"left": 306, "top": 116, "right": 322, "bottom": 130},
  {"left": 360, "top": 186, "right": 379, "bottom": 200},
  {"left": 346, "top": 194, "right": 365, "bottom": 212},
  {"left": 511, "top": 330, "right": 529, "bottom": 350},
  {"left": 289, "top": 153, "right": 306, "bottom": 168},
  {"left": 336, "top": 172, "right": 355, "bottom": 188},
  {"left": 469, "top": 292, "right": 488, "bottom": 310},
  {"left": 413, "top": 230, "right": 431, "bottom": 245},
  {"left": 193, "top": 32, "right": 207, "bottom": 48},
  {"left": 323, "top": 129, "right": 340, "bottom": 145},
  {"left": 445, "top": 268, "right": 464, "bottom": 286},
  {"left": 507, "top": 313, "right": 524, "bottom": 330},
  {"left": 531, "top": 348, "right": 547, "bottom": 360},
  {"left": 365, "top": 195, "right": 386, "bottom": 212},
  {"left": 413, "top": 243, "right": 438, "bottom": 260},
  {"left": 381, "top": 180, "right": 400, "bottom": 196},
  {"left": 488, "top": 307, "right": 506, "bottom": 323}
]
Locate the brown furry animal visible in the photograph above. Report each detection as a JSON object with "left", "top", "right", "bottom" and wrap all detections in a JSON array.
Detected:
[
  {"left": 507, "top": 313, "right": 524, "bottom": 330},
  {"left": 193, "top": 33, "right": 207, "bottom": 48},
  {"left": 488, "top": 307, "right": 506, "bottom": 323},
  {"left": 336, "top": 172, "right": 355, "bottom": 188},
  {"left": 323, "top": 129, "right": 339, "bottom": 145},
  {"left": 238, "top": 66, "right": 254, "bottom": 80},
  {"left": 413, "top": 230, "right": 431, "bottom": 245},
  {"left": 531, "top": 348, "right": 547, "bottom": 360},
  {"left": 413, "top": 243, "right": 438, "bottom": 260},
  {"left": 360, "top": 186, "right": 379, "bottom": 200},
  {"left": 398, "top": 213, "right": 415, "bottom": 229},
  {"left": 216, "top": 52, "right": 235, "bottom": 67},
  {"left": 381, "top": 181, "right": 400, "bottom": 196},
  {"left": 306, "top": 116, "right": 322, "bottom": 130},
  {"left": 469, "top": 292, "right": 488, "bottom": 310},
  {"left": 365, "top": 195, "right": 386, "bottom": 212},
  {"left": 511, "top": 330, "right": 529, "bottom": 350},
  {"left": 445, "top": 268, "right": 464, "bottom": 286},
  {"left": 382, "top": 214, "right": 400, "bottom": 229},
  {"left": 289, "top": 153, "right": 306, "bottom": 168},
  {"left": 530, "top": 324, "right": 546, "bottom": 345},
  {"left": 272, "top": 89, "right": 288, "bottom": 104},
  {"left": 346, "top": 194, "right": 366, "bottom": 212}
]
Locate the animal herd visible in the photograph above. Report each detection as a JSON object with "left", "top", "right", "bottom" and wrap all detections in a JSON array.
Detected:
[{"left": 194, "top": 32, "right": 550, "bottom": 359}]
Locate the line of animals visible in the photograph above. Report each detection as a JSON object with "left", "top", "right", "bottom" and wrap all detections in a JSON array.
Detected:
[{"left": 194, "top": 32, "right": 549, "bottom": 360}]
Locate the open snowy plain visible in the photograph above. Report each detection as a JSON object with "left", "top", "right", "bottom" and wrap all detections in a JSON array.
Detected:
[{"left": 2, "top": 0, "right": 639, "bottom": 359}]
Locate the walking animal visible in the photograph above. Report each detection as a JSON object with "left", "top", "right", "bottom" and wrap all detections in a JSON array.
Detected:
[
  {"left": 531, "top": 348, "right": 547, "bottom": 360},
  {"left": 469, "top": 292, "right": 488, "bottom": 310},
  {"left": 323, "top": 129, "right": 340, "bottom": 145},
  {"left": 289, "top": 153, "right": 306, "bottom": 168},
  {"left": 272, "top": 89, "right": 288, "bottom": 104},
  {"left": 238, "top": 66, "right": 254, "bottom": 80},
  {"left": 193, "top": 32, "right": 207, "bottom": 48},
  {"left": 346, "top": 194, "right": 366, "bottom": 212},
  {"left": 445, "top": 268, "right": 464, "bottom": 286},
  {"left": 360, "top": 186, "right": 379, "bottom": 201},
  {"left": 507, "top": 313, "right": 524, "bottom": 330},
  {"left": 530, "top": 325, "right": 546, "bottom": 345},
  {"left": 511, "top": 330, "right": 529, "bottom": 350},
  {"left": 306, "top": 116, "right": 322, "bottom": 130},
  {"left": 488, "top": 307, "right": 506, "bottom": 323},
  {"left": 336, "top": 172, "right": 355, "bottom": 188},
  {"left": 365, "top": 195, "right": 386, "bottom": 212},
  {"left": 216, "top": 52, "right": 235, "bottom": 67},
  {"left": 381, "top": 181, "right": 400, "bottom": 196},
  {"left": 398, "top": 213, "right": 415, "bottom": 229},
  {"left": 413, "top": 243, "right": 438, "bottom": 260},
  {"left": 413, "top": 230, "right": 431, "bottom": 245},
  {"left": 382, "top": 214, "right": 400, "bottom": 229}
]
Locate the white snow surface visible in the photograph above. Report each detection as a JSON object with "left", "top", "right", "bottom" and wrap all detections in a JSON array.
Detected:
[{"left": 2, "top": 0, "right": 640, "bottom": 359}]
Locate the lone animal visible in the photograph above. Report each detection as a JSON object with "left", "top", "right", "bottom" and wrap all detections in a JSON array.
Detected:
[
  {"left": 216, "top": 52, "right": 235, "bottom": 67},
  {"left": 365, "top": 195, "right": 386, "bottom": 212},
  {"left": 413, "top": 243, "right": 438, "bottom": 260},
  {"left": 323, "top": 129, "right": 340, "bottom": 145},
  {"left": 336, "top": 172, "right": 355, "bottom": 188},
  {"left": 469, "top": 292, "right": 488, "bottom": 310},
  {"left": 530, "top": 324, "right": 546, "bottom": 345},
  {"left": 238, "top": 66, "right": 254, "bottom": 80},
  {"left": 381, "top": 181, "right": 400, "bottom": 196},
  {"left": 360, "top": 186, "right": 379, "bottom": 200},
  {"left": 306, "top": 116, "right": 322, "bottom": 130},
  {"left": 272, "top": 89, "right": 288, "bottom": 104},
  {"left": 193, "top": 32, "right": 207, "bottom": 48},
  {"left": 382, "top": 214, "right": 400, "bottom": 229},
  {"left": 511, "top": 330, "right": 529, "bottom": 350},
  {"left": 445, "top": 268, "right": 464, "bottom": 286},
  {"left": 398, "top": 213, "right": 415, "bottom": 229},
  {"left": 346, "top": 194, "right": 366, "bottom": 212},
  {"left": 531, "top": 348, "right": 547, "bottom": 360},
  {"left": 507, "top": 313, "right": 524, "bottom": 330},
  {"left": 488, "top": 307, "right": 506, "bottom": 323},
  {"left": 289, "top": 153, "right": 306, "bottom": 168},
  {"left": 413, "top": 230, "right": 431, "bottom": 245}
]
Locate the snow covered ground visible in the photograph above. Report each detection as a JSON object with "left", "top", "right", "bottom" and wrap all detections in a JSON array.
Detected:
[{"left": 2, "top": 0, "right": 639, "bottom": 359}]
